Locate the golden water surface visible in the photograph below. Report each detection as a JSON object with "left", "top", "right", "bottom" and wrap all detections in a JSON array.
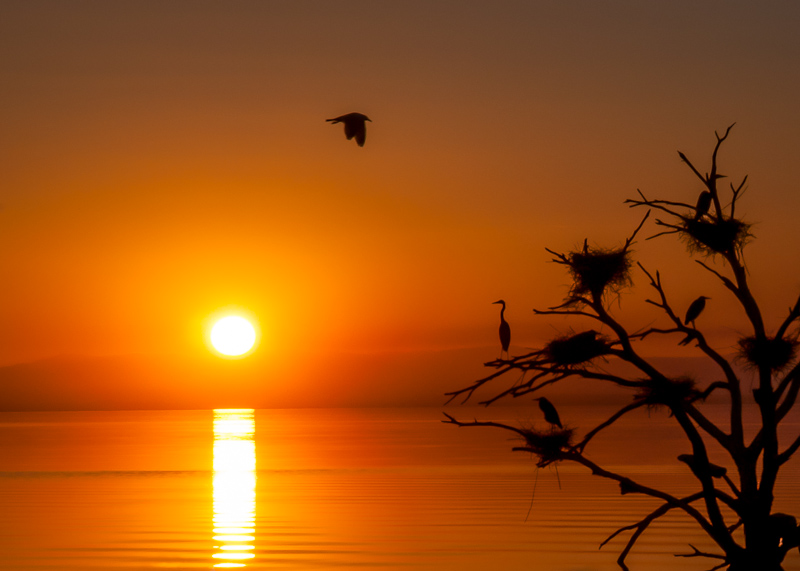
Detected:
[{"left": 0, "top": 405, "right": 798, "bottom": 570}]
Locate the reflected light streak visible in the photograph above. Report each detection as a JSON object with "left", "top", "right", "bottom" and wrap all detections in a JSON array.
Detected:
[{"left": 213, "top": 409, "right": 256, "bottom": 568}]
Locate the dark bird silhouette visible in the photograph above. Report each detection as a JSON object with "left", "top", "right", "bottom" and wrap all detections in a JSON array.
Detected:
[
  {"left": 326, "top": 112, "right": 371, "bottom": 147},
  {"left": 492, "top": 299, "right": 511, "bottom": 358},
  {"left": 684, "top": 296, "right": 710, "bottom": 327},
  {"left": 694, "top": 191, "right": 712, "bottom": 220},
  {"left": 677, "top": 454, "right": 727, "bottom": 478},
  {"left": 536, "top": 397, "right": 562, "bottom": 429}
]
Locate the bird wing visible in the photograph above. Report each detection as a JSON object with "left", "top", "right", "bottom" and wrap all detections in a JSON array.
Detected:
[
  {"left": 344, "top": 121, "right": 358, "bottom": 140},
  {"left": 355, "top": 124, "right": 366, "bottom": 147}
]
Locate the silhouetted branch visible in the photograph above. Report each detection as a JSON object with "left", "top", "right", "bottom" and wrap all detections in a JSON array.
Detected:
[
  {"left": 646, "top": 228, "right": 681, "bottom": 240},
  {"left": 777, "top": 432, "right": 800, "bottom": 466},
  {"left": 478, "top": 374, "right": 565, "bottom": 406},
  {"left": 442, "top": 413, "right": 529, "bottom": 439},
  {"left": 775, "top": 365, "right": 800, "bottom": 424},
  {"left": 674, "top": 543, "right": 727, "bottom": 561},
  {"left": 534, "top": 307, "right": 601, "bottom": 320},
  {"left": 573, "top": 401, "right": 644, "bottom": 452},
  {"left": 601, "top": 491, "right": 706, "bottom": 571},
  {"left": 624, "top": 188, "right": 694, "bottom": 212},
  {"left": 776, "top": 293, "right": 800, "bottom": 341},
  {"left": 678, "top": 151, "right": 707, "bottom": 186},
  {"left": 624, "top": 211, "right": 651, "bottom": 249},
  {"left": 729, "top": 175, "right": 748, "bottom": 219},
  {"left": 696, "top": 260, "right": 738, "bottom": 293},
  {"left": 444, "top": 365, "right": 519, "bottom": 404}
]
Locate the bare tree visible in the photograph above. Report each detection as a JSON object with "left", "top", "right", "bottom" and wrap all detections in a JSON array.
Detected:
[{"left": 444, "top": 125, "right": 800, "bottom": 570}]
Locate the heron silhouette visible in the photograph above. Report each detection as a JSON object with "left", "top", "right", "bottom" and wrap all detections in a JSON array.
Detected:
[
  {"left": 536, "top": 397, "right": 562, "bottom": 429},
  {"left": 492, "top": 299, "right": 511, "bottom": 359},
  {"left": 693, "top": 191, "right": 712, "bottom": 220},
  {"left": 326, "top": 112, "right": 371, "bottom": 147},
  {"left": 684, "top": 295, "right": 709, "bottom": 327}
]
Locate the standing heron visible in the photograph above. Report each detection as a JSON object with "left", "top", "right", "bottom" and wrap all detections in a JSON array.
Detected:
[
  {"left": 536, "top": 397, "right": 562, "bottom": 429},
  {"left": 684, "top": 295, "right": 710, "bottom": 327},
  {"left": 693, "top": 191, "right": 712, "bottom": 220},
  {"left": 326, "top": 112, "right": 371, "bottom": 147},
  {"left": 492, "top": 299, "right": 511, "bottom": 359}
]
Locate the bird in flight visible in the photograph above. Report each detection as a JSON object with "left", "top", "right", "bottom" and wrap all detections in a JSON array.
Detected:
[
  {"left": 536, "top": 397, "right": 563, "bottom": 429},
  {"left": 684, "top": 295, "right": 710, "bottom": 327},
  {"left": 492, "top": 299, "right": 511, "bottom": 359},
  {"left": 326, "top": 112, "right": 371, "bottom": 147}
]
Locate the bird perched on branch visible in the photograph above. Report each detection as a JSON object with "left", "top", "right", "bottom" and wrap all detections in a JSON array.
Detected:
[
  {"left": 684, "top": 296, "right": 710, "bottom": 327},
  {"left": 492, "top": 299, "right": 511, "bottom": 359},
  {"left": 693, "top": 191, "right": 712, "bottom": 220},
  {"left": 536, "top": 397, "right": 562, "bottom": 429},
  {"left": 677, "top": 454, "right": 727, "bottom": 479},
  {"left": 326, "top": 112, "right": 371, "bottom": 147}
]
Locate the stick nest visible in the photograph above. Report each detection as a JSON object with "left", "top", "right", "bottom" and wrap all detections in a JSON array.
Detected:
[
  {"left": 566, "top": 246, "right": 633, "bottom": 298},
  {"left": 544, "top": 331, "right": 611, "bottom": 367},
  {"left": 737, "top": 336, "right": 798, "bottom": 373},
  {"left": 682, "top": 217, "right": 751, "bottom": 255},
  {"left": 519, "top": 427, "right": 574, "bottom": 467},
  {"left": 636, "top": 377, "right": 700, "bottom": 410}
]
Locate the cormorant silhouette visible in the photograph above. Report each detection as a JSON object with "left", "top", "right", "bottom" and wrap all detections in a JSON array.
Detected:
[
  {"left": 536, "top": 397, "right": 562, "bottom": 429},
  {"left": 492, "top": 299, "right": 511, "bottom": 358},
  {"left": 326, "top": 112, "right": 371, "bottom": 147},
  {"left": 684, "top": 295, "right": 710, "bottom": 327},
  {"left": 694, "top": 191, "right": 712, "bottom": 220}
]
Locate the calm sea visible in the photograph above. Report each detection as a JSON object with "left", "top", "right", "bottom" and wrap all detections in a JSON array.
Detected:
[{"left": 0, "top": 405, "right": 798, "bottom": 570}]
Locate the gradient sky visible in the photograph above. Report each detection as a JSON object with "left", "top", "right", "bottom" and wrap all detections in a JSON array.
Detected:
[{"left": 2, "top": 1, "right": 800, "bottom": 409}]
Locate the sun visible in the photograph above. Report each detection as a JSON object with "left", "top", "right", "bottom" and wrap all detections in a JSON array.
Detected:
[{"left": 210, "top": 316, "right": 257, "bottom": 357}]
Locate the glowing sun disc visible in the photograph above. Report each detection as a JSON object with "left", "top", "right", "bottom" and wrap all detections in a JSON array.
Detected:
[{"left": 211, "top": 316, "right": 257, "bottom": 356}]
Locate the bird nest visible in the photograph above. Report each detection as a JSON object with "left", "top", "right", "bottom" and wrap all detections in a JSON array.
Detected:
[
  {"left": 544, "top": 331, "right": 611, "bottom": 367},
  {"left": 519, "top": 427, "right": 574, "bottom": 467},
  {"left": 635, "top": 377, "right": 700, "bottom": 410},
  {"left": 737, "top": 336, "right": 798, "bottom": 373},
  {"left": 681, "top": 217, "right": 751, "bottom": 255},
  {"left": 565, "top": 246, "right": 633, "bottom": 298}
]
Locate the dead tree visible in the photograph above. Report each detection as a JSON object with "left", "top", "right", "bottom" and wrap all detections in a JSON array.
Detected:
[{"left": 444, "top": 125, "right": 800, "bottom": 570}]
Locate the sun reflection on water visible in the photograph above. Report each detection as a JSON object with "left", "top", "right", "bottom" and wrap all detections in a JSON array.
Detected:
[{"left": 213, "top": 409, "right": 256, "bottom": 568}]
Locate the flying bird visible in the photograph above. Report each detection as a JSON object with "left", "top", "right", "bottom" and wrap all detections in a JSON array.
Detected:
[
  {"left": 492, "top": 299, "right": 511, "bottom": 358},
  {"left": 684, "top": 295, "right": 710, "bottom": 327},
  {"left": 694, "top": 191, "right": 712, "bottom": 220},
  {"left": 536, "top": 397, "right": 562, "bottom": 429},
  {"left": 326, "top": 112, "right": 371, "bottom": 147}
]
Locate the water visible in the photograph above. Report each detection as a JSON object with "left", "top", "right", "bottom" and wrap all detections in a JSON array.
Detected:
[{"left": 0, "top": 405, "right": 798, "bottom": 570}]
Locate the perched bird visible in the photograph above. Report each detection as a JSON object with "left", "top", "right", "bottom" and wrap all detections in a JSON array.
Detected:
[
  {"left": 684, "top": 296, "right": 710, "bottom": 327},
  {"left": 694, "top": 191, "right": 712, "bottom": 220},
  {"left": 677, "top": 454, "right": 727, "bottom": 478},
  {"left": 536, "top": 397, "right": 563, "bottom": 429},
  {"left": 492, "top": 299, "right": 511, "bottom": 358},
  {"left": 326, "top": 112, "right": 371, "bottom": 147}
]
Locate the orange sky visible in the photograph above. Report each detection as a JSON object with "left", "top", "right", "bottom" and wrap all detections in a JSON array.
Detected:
[{"left": 2, "top": 2, "right": 800, "bottom": 409}]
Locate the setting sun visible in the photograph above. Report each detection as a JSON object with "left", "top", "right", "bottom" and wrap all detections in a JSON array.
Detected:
[{"left": 210, "top": 316, "right": 257, "bottom": 357}]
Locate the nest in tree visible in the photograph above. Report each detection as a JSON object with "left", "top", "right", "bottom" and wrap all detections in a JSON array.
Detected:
[
  {"left": 682, "top": 217, "right": 751, "bottom": 255},
  {"left": 544, "top": 331, "right": 611, "bottom": 367},
  {"left": 566, "top": 246, "right": 633, "bottom": 298},
  {"left": 636, "top": 377, "right": 700, "bottom": 410},
  {"left": 519, "top": 427, "right": 574, "bottom": 467},
  {"left": 737, "top": 336, "right": 798, "bottom": 373}
]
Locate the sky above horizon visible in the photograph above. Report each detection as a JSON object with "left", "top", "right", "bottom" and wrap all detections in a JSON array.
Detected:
[{"left": 2, "top": 1, "right": 800, "bottom": 408}]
